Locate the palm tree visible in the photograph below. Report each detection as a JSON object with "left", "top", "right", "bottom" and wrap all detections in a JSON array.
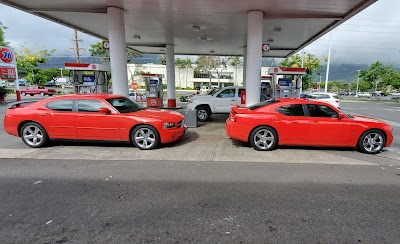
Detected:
[
  {"left": 183, "top": 57, "right": 193, "bottom": 88},
  {"left": 175, "top": 58, "right": 185, "bottom": 87},
  {"left": 229, "top": 56, "right": 241, "bottom": 86}
]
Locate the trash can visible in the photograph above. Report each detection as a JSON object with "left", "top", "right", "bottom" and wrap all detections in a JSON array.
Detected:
[{"left": 184, "top": 109, "right": 198, "bottom": 128}]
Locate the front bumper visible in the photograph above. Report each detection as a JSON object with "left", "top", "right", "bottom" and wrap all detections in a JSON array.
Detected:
[{"left": 160, "top": 125, "right": 187, "bottom": 144}]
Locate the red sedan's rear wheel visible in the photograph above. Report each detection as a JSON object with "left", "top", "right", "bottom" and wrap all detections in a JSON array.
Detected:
[
  {"left": 131, "top": 125, "right": 160, "bottom": 150},
  {"left": 250, "top": 126, "right": 278, "bottom": 151},
  {"left": 21, "top": 91, "right": 26, "bottom": 96},
  {"left": 358, "top": 129, "right": 385, "bottom": 154},
  {"left": 20, "top": 122, "right": 49, "bottom": 148}
]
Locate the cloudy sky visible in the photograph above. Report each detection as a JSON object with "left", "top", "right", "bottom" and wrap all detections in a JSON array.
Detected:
[{"left": 1, "top": 0, "right": 400, "bottom": 66}]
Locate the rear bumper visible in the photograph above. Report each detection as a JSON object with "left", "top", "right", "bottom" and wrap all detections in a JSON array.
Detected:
[
  {"left": 226, "top": 119, "right": 248, "bottom": 142},
  {"left": 160, "top": 126, "right": 187, "bottom": 144}
]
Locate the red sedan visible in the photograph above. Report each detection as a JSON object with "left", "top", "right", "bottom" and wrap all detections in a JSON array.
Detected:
[
  {"left": 226, "top": 98, "right": 393, "bottom": 154},
  {"left": 4, "top": 94, "right": 187, "bottom": 150}
]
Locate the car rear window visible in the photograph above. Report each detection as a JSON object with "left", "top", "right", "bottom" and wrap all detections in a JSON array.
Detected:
[
  {"left": 248, "top": 99, "right": 279, "bottom": 110},
  {"left": 333, "top": 95, "right": 339, "bottom": 99},
  {"left": 46, "top": 100, "right": 74, "bottom": 111}
]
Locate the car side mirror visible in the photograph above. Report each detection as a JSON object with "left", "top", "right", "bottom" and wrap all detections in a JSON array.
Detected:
[
  {"left": 338, "top": 112, "right": 345, "bottom": 120},
  {"left": 99, "top": 107, "right": 111, "bottom": 114}
]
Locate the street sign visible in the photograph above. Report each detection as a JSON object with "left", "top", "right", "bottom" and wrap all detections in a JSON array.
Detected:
[
  {"left": 102, "top": 41, "right": 110, "bottom": 50},
  {"left": 0, "top": 67, "right": 17, "bottom": 80},
  {"left": 0, "top": 47, "right": 16, "bottom": 65},
  {"left": 262, "top": 44, "right": 270, "bottom": 52},
  {"left": 130, "top": 82, "right": 139, "bottom": 90}
]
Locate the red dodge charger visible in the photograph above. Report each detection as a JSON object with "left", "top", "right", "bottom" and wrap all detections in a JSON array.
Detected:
[
  {"left": 226, "top": 98, "right": 393, "bottom": 154},
  {"left": 4, "top": 94, "right": 187, "bottom": 150}
]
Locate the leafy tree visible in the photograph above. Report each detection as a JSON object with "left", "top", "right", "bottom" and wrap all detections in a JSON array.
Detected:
[
  {"left": 195, "top": 56, "right": 223, "bottom": 87},
  {"left": 382, "top": 69, "right": 400, "bottom": 89},
  {"left": 358, "top": 61, "right": 390, "bottom": 91},
  {"left": 280, "top": 53, "right": 324, "bottom": 90},
  {"left": 89, "top": 41, "right": 139, "bottom": 64},
  {"left": 0, "top": 22, "right": 9, "bottom": 46},
  {"left": 35, "top": 68, "right": 61, "bottom": 84},
  {"left": 16, "top": 46, "right": 54, "bottom": 85}
]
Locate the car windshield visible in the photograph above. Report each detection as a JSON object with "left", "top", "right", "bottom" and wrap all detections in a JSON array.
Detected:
[
  {"left": 247, "top": 99, "right": 279, "bottom": 110},
  {"left": 208, "top": 88, "right": 220, "bottom": 95},
  {"left": 106, "top": 97, "right": 144, "bottom": 113}
]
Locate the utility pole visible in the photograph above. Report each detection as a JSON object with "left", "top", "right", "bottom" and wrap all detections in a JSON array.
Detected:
[{"left": 70, "top": 29, "right": 84, "bottom": 63}]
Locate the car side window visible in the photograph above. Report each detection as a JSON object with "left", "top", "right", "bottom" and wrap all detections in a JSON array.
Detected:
[
  {"left": 46, "top": 100, "right": 74, "bottom": 112},
  {"left": 276, "top": 104, "right": 304, "bottom": 116},
  {"left": 308, "top": 104, "right": 338, "bottom": 118},
  {"left": 217, "top": 89, "right": 235, "bottom": 98},
  {"left": 319, "top": 94, "right": 330, "bottom": 99},
  {"left": 78, "top": 99, "right": 105, "bottom": 112},
  {"left": 238, "top": 89, "right": 245, "bottom": 97}
]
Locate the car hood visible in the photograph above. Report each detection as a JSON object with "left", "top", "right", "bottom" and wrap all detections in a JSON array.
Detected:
[
  {"left": 191, "top": 95, "right": 213, "bottom": 101},
  {"left": 126, "top": 108, "right": 184, "bottom": 121},
  {"left": 351, "top": 115, "right": 384, "bottom": 124}
]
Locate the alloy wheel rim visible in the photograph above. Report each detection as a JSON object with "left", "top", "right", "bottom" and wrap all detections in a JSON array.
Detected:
[
  {"left": 254, "top": 129, "right": 274, "bottom": 150},
  {"left": 23, "top": 125, "right": 43, "bottom": 146},
  {"left": 198, "top": 110, "right": 207, "bottom": 120},
  {"left": 363, "top": 133, "right": 383, "bottom": 152},
  {"left": 134, "top": 128, "right": 156, "bottom": 149}
]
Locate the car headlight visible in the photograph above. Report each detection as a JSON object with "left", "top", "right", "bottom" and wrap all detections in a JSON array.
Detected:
[{"left": 163, "top": 122, "right": 176, "bottom": 129}]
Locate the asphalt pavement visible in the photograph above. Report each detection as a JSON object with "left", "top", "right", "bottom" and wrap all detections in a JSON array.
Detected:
[
  {"left": 0, "top": 158, "right": 399, "bottom": 243},
  {"left": 1, "top": 98, "right": 400, "bottom": 243}
]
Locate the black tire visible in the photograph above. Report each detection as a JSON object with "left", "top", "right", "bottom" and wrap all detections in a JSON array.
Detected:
[
  {"left": 20, "top": 122, "right": 49, "bottom": 148},
  {"left": 196, "top": 105, "right": 211, "bottom": 122},
  {"left": 48, "top": 94, "right": 53, "bottom": 96},
  {"left": 30, "top": 94, "right": 34, "bottom": 96},
  {"left": 249, "top": 126, "right": 278, "bottom": 151},
  {"left": 40, "top": 91, "right": 45, "bottom": 96},
  {"left": 21, "top": 92, "right": 26, "bottom": 96},
  {"left": 357, "top": 129, "right": 385, "bottom": 154},
  {"left": 131, "top": 125, "right": 160, "bottom": 150}
]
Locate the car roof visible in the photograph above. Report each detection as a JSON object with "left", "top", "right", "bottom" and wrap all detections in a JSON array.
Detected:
[
  {"left": 51, "top": 94, "right": 124, "bottom": 99},
  {"left": 278, "top": 98, "right": 336, "bottom": 106}
]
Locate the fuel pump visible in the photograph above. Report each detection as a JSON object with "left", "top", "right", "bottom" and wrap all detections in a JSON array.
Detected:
[
  {"left": 142, "top": 74, "right": 163, "bottom": 107},
  {"left": 65, "top": 63, "right": 110, "bottom": 94},
  {"left": 268, "top": 67, "right": 306, "bottom": 99}
]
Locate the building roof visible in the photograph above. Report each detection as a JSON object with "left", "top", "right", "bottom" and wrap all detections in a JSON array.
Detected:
[{"left": 3, "top": 0, "right": 377, "bottom": 57}]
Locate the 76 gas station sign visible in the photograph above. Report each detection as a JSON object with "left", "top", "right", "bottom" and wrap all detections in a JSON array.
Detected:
[{"left": 0, "top": 47, "right": 16, "bottom": 65}]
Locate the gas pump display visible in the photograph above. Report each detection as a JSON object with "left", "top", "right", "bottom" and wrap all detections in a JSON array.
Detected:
[
  {"left": 65, "top": 63, "right": 110, "bottom": 94},
  {"left": 143, "top": 74, "right": 163, "bottom": 107},
  {"left": 268, "top": 67, "right": 306, "bottom": 99}
]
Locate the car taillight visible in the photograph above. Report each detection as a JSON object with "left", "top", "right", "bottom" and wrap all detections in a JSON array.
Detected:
[
  {"left": 336, "top": 100, "right": 340, "bottom": 103},
  {"left": 229, "top": 111, "right": 237, "bottom": 122}
]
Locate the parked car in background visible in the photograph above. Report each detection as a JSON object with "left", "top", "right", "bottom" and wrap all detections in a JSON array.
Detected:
[
  {"left": 355, "top": 92, "right": 371, "bottom": 98},
  {"left": 372, "top": 91, "right": 388, "bottom": 96},
  {"left": 226, "top": 98, "right": 393, "bottom": 154},
  {"left": 45, "top": 80, "right": 59, "bottom": 87},
  {"left": 391, "top": 92, "right": 400, "bottom": 96},
  {"left": 0, "top": 80, "right": 5, "bottom": 88},
  {"left": 301, "top": 92, "right": 340, "bottom": 109},
  {"left": 20, "top": 86, "right": 56, "bottom": 96},
  {"left": 187, "top": 86, "right": 245, "bottom": 121},
  {"left": 3, "top": 94, "right": 187, "bottom": 150}
]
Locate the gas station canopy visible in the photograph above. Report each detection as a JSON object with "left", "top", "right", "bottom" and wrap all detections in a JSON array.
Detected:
[{"left": 2, "top": 0, "right": 376, "bottom": 57}]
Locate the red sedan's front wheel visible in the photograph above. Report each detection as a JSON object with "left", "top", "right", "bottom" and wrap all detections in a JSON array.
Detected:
[
  {"left": 131, "top": 125, "right": 160, "bottom": 150},
  {"left": 358, "top": 129, "right": 385, "bottom": 154},
  {"left": 250, "top": 126, "right": 278, "bottom": 151}
]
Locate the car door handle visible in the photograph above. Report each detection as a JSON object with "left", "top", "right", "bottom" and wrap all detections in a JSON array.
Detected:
[
  {"left": 77, "top": 115, "right": 85, "bottom": 117},
  {"left": 231, "top": 99, "right": 235, "bottom": 101},
  {"left": 38, "top": 113, "right": 47, "bottom": 116}
]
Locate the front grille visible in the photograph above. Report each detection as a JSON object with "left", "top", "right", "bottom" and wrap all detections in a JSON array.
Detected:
[{"left": 178, "top": 120, "right": 184, "bottom": 128}]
